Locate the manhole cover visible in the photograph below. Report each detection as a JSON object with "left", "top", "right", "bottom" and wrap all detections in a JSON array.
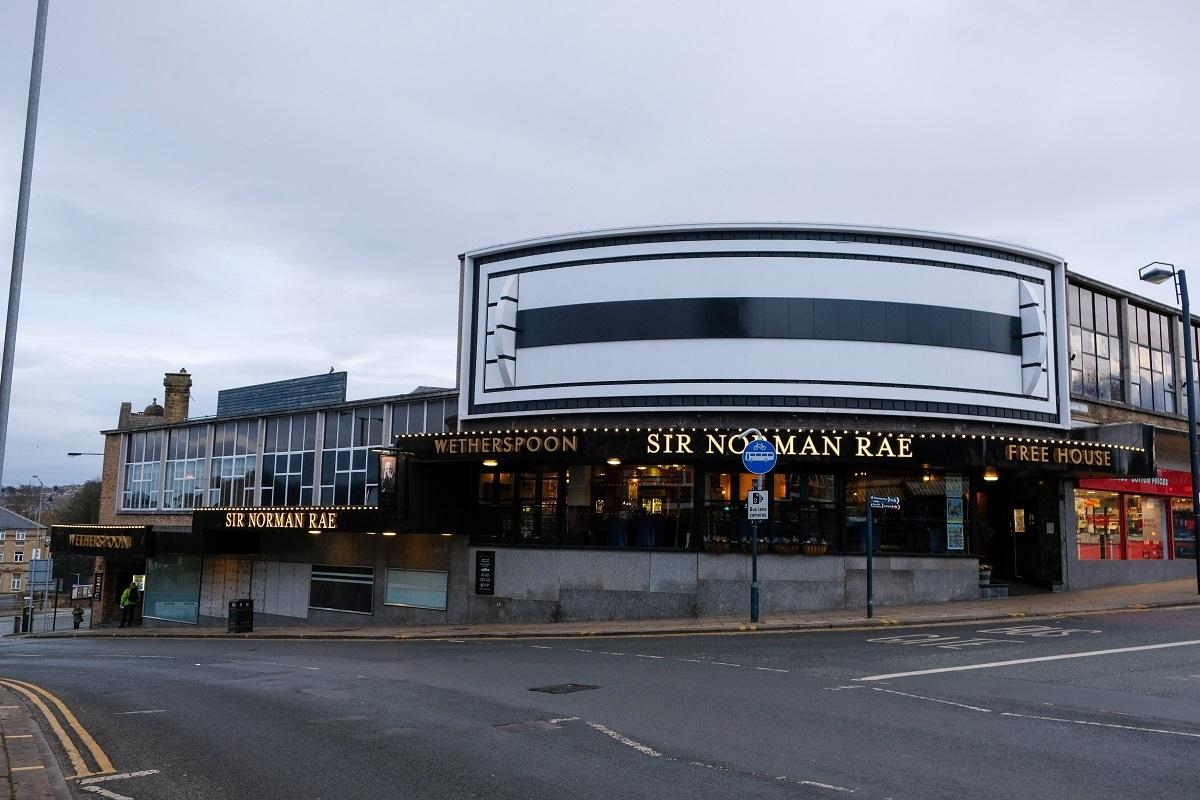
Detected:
[{"left": 529, "top": 683, "right": 599, "bottom": 694}]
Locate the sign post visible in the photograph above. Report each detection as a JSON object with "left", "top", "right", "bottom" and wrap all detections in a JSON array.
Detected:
[
  {"left": 866, "top": 495, "right": 900, "bottom": 618},
  {"left": 742, "top": 432, "right": 777, "bottom": 624}
]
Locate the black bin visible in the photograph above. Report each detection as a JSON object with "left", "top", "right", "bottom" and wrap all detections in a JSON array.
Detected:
[{"left": 227, "top": 599, "right": 253, "bottom": 633}]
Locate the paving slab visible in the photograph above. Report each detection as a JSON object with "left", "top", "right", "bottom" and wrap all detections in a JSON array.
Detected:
[
  {"left": 18, "top": 578, "right": 1200, "bottom": 642},
  {"left": 0, "top": 686, "right": 73, "bottom": 800}
]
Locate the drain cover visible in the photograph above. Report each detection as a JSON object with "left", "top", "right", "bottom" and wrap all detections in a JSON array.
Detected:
[{"left": 529, "top": 683, "right": 599, "bottom": 694}]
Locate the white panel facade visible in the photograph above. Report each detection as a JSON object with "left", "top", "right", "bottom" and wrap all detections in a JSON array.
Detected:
[{"left": 459, "top": 224, "right": 1068, "bottom": 427}]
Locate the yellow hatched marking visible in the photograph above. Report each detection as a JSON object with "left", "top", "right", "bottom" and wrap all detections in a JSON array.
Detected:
[
  {"left": 1, "top": 678, "right": 114, "bottom": 776},
  {"left": 0, "top": 680, "right": 89, "bottom": 777}
]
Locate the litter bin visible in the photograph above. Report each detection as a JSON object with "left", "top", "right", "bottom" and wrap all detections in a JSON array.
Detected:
[
  {"left": 227, "top": 599, "right": 253, "bottom": 634},
  {"left": 20, "top": 607, "right": 32, "bottom": 633},
  {"left": 12, "top": 616, "right": 19, "bottom": 635}
]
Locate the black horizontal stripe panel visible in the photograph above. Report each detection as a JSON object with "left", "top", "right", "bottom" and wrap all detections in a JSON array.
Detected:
[{"left": 516, "top": 298, "right": 1021, "bottom": 356}]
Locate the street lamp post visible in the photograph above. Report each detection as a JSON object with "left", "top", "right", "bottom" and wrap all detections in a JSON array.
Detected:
[
  {"left": 32, "top": 474, "right": 44, "bottom": 524},
  {"left": 1139, "top": 262, "right": 1200, "bottom": 594}
]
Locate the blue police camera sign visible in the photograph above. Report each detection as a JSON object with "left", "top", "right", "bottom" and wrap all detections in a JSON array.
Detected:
[{"left": 742, "top": 438, "right": 778, "bottom": 474}]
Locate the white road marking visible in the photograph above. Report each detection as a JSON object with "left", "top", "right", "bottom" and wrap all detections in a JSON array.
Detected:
[
  {"left": 754, "top": 667, "right": 789, "bottom": 673},
  {"left": 635, "top": 654, "right": 664, "bottom": 659},
  {"left": 978, "top": 625, "right": 1101, "bottom": 637},
  {"left": 712, "top": 662, "right": 742, "bottom": 667},
  {"left": 871, "top": 687, "right": 991, "bottom": 713},
  {"left": 4, "top": 654, "right": 40, "bottom": 657},
  {"left": 679, "top": 658, "right": 704, "bottom": 663},
  {"left": 867, "top": 634, "right": 1019, "bottom": 650},
  {"left": 548, "top": 716, "right": 579, "bottom": 724},
  {"left": 530, "top": 645, "right": 551, "bottom": 649},
  {"left": 776, "top": 776, "right": 857, "bottom": 793},
  {"left": 1002, "top": 711, "right": 1200, "bottom": 739},
  {"left": 81, "top": 786, "right": 132, "bottom": 800},
  {"left": 114, "top": 710, "right": 166, "bottom": 716},
  {"left": 94, "top": 655, "right": 176, "bottom": 659},
  {"left": 79, "top": 770, "right": 161, "bottom": 785},
  {"left": 235, "top": 661, "right": 319, "bottom": 671},
  {"left": 858, "top": 639, "right": 1200, "bottom": 681},
  {"left": 568, "top": 648, "right": 592, "bottom": 653},
  {"left": 586, "top": 721, "right": 662, "bottom": 757},
  {"left": 579, "top": 719, "right": 857, "bottom": 793},
  {"left": 824, "top": 685, "right": 865, "bottom": 692}
]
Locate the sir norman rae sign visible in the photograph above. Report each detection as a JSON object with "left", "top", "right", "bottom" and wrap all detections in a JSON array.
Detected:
[
  {"left": 407, "top": 428, "right": 1145, "bottom": 476},
  {"left": 192, "top": 507, "right": 388, "bottom": 534}
]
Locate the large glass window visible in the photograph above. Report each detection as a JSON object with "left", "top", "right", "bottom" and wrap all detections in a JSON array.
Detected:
[
  {"left": 122, "top": 430, "right": 164, "bottom": 510},
  {"left": 209, "top": 420, "right": 257, "bottom": 506},
  {"left": 1075, "top": 490, "right": 1121, "bottom": 560},
  {"left": 1171, "top": 498, "right": 1196, "bottom": 559},
  {"left": 1125, "top": 495, "right": 1167, "bottom": 560},
  {"left": 844, "top": 471, "right": 954, "bottom": 554},
  {"left": 163, "top": 426, "right": 209, "bottom": 510},
  {"left": 321, "top": 406, "right": 384, "bottom": 505},
  {"left": 310, "top": 564, "right": 374, "bottom": 613},
  {"left": 144, "top": 556, "right": 201, "bottom": 624},
  {"left": 261, "top": 413, "right": 318, "bottom": 507},
  {"left": 1068, "top": 285, "right": 1123, "bottom": 401},
  {"left": 1128, "top": 305, "right": 1177, "bottom": 413}
]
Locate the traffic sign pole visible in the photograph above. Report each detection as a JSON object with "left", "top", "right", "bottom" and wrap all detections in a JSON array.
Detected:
[
  {"left": 865, "top": 505, "right": 874, "bottom": 619},
  {"left": 741, "top": 433, "right": 776, "bottom": 625}
]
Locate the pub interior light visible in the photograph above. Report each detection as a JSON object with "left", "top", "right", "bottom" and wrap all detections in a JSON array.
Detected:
[
  {"left": 441, "top": 533, "right": 453, "bottom": 537},
  {"left": 606, "top": 457, "right": 621, "bottom": 466},
  {"left": 482, "top": 458, "right": 499, "bottom": 467},
  {"left": 382, "top": 531, "right": 398, "bottom": 537},
  {"left": 309, "top": 529, "right": 321, "bottom": 535},
  {"left": 982, "top": 467, "right": 1000, "bottom": 482}
]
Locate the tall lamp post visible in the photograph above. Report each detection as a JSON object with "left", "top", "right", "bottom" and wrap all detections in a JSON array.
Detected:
[{"left": 1139, "top": 261, "right": 1200, "bottom": 594}]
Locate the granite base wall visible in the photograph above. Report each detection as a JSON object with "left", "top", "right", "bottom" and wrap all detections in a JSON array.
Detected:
[{"left": 471, "top": 547, "right": 979, "bottom": 622}]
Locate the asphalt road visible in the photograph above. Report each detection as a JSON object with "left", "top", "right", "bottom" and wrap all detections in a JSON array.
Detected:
[{"left": 1, "top": 606, "right": 1199, "bottom": 799}]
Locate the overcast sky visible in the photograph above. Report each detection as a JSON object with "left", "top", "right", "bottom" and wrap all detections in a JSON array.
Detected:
[{"left": 2, "top": 0, "right": 1199, "bottom": 485}]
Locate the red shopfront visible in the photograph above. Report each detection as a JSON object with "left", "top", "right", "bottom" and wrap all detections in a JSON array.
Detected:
[{"left": 1076, "top": 470, "right": 1196, "bottom": 561}]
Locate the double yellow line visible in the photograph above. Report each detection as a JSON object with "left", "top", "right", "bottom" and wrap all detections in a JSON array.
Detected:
[{"left": 0, "top": 678, "right": 114, "bottom": 779}]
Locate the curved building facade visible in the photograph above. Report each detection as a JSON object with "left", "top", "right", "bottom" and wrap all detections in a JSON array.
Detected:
[{"left": 460, "top": 223, "right": 1067, "bottom": 428}]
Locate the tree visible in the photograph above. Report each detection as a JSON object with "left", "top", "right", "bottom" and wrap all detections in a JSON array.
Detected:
[
  {"left": 52, "top": 480, "right": 101, "bottom": 525},
  {"left": 1, "top": 483, "right": 48, "bottom": 522}
]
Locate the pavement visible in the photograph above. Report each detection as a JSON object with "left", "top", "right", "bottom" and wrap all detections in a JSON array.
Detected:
[
  {"left": 17, "top": 577, "right": 1200, "bottom": 641},
  {"left": 0, "top": 684, "right": 74, "bottom": 800}
]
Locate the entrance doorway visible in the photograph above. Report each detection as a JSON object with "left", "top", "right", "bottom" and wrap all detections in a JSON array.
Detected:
[{"left": 979, "top": 477, "right": 1061, "bottom": 590}]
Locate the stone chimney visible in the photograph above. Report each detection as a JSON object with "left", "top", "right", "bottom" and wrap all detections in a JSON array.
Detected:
[{"left": 163, "top": 369, "right": 192, "bottom": 423}]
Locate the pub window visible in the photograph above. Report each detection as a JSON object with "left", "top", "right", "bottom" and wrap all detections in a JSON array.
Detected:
[
  {"left": 208, "top": 420, "right": 257, "bottom": 507},
  {"left": 164, "top": 425, "right": 210, "bottom": 510},
  {"left": 385, "top": 568, "right": 447, "bottom": 610},
  {"left": 122, "top": 430, "right": 164, "bottom": 510},
  {"left": 310, "top": 564, "right": 374, "bottom": 614},
  {"left": 261, "top": 413, "right": 318, "bottom": 507},
  {"left": 1128, "top": 304, "right": 1177, "bottom": 413},
  {"left": 320, "top": 405, "right": 384, "bottom": 506},
  {"left": 1067, "top": 285, "right": 1123, "bottom": 402}
]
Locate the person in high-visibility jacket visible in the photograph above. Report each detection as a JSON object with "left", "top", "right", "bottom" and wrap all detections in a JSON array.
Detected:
[{"left": 119, "top": 582, "right": 138, "bottom": 628}]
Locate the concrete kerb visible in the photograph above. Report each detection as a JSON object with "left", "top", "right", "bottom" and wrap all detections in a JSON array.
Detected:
[
  {"left": 0, "top": 685, "right": 74, "bottom": 800},
  {"left": 16, "top": 598, "right": 1200, "bottom": 642}
]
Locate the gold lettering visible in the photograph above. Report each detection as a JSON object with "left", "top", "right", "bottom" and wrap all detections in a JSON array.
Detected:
[
  {"left": 514, "top": 437, "right": 525, "bottom": 452},
  {"left": 823, "top": 436, "right": 842, "bottom": 457},
  {"left": 435, "top": 439, "right": 449, "bottom": 454},
  {"left": 1006, "top": 444, "right": 1018, "bottom": 461},
  {"left": 728, "top": 435, "right": 747, "bottom": 455},
  {"left": 799, "top": 436, "right": 820, "bottom": 456},
  {"left": 481, "top": 438, "right": 491, "bottom": 453},
  {"left": 856, "top": 436, "right": 873, "bottom": 457},
  {"left": 647, "top": 433, "right": 661, "bottom": 454},
  {"left": 527, "top": 436, "right": 542, "bottom": 452},
  {"left": 676, "top": 433, "right": 693, "bottom": 454},
  {"left": 772, "top": 435, "right": 796, "bottom": 456},
  {"left": 896, "top": 436, "right": 911, "bottom": 458},
  {"left": 225, "top": 512, "right": 235, "bottom": 527},
  {"left": 543, "top": 436, "right": 560, "bottom": 452},
  {"left": 562, "top": 435, "right": 578, "bottom": 453},
  {"left": 707, "top": 434, "right": 726, "bottom": 455},
  {"left": 876, "top": 438, "right": 896, "bottom": 457}
]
